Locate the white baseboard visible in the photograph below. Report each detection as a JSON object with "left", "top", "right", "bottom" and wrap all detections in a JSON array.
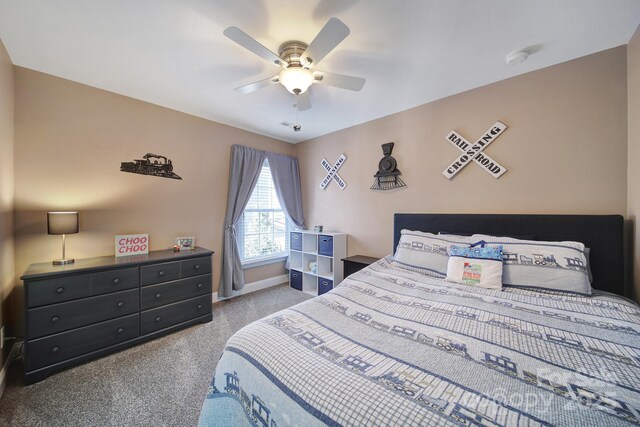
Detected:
[
  {"left": 0, "top": 341, "right": 21, "bottom": 399},
  {"left": 214, "top": 274, "right": 289, "bottom": 302}
]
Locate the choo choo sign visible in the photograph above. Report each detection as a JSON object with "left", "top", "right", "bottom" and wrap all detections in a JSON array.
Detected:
[
  {"left": 115, "top": 233, "right": 149, "bottom": 257},
  {"left": 442, "top": 121, "right": 508, "bottom": 179}
]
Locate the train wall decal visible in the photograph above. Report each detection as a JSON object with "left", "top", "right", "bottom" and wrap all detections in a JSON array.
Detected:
[{"left": 120, "top": 153, "right": 182, "bottom": 180}]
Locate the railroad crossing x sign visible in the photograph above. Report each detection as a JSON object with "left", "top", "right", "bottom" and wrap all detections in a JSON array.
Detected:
[
  {"left": 442, "top": 121, "right": 508, "bottom": 179},
  {"left": 320, "top": 154, "right": 347, "bottom": 190}
]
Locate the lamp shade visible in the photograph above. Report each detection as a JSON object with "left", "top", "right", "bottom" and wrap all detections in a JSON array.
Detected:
[
  {"left": 279, "top": 66, "right": 313, "bottom": 94},
  {"left": 47, "top": 212, "right": 79, "bottom": 235}
]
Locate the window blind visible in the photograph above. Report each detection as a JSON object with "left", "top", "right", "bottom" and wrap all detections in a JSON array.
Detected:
[{"left": 237, "top": 159, "right": 291, "bottom": 261}]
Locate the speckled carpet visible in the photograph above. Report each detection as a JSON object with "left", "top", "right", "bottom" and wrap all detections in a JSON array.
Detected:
[{"left": 0, "top": 284, "right": 310, "bottom": 427}]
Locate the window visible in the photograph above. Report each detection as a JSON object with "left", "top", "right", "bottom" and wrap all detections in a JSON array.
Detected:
[{"left": 237, "top": 159, "right": 291, "bottom": 263}]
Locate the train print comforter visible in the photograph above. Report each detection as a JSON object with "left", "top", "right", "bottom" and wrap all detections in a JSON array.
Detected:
[{"left": 198, "top": 257, "right": 640, "bottom": 426}]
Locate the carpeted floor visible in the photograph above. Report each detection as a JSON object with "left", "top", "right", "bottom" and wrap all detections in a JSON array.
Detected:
[{"left": 0, "top": 284, "right": 310, "bottom": 427}]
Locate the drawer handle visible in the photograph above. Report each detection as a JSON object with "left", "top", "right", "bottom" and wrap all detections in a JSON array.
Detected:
[
  {"left": 51, "top": 346, "right": 60, "bottom": 353},
  {"left": 155, "top": 293, "right": 162, "bottom": 299},
  {"left": 158, "top": 270, "right": 165, "bottom": 277},
  {"left": 293, "top": 235, "right": 299, "bottom": 239},
  {"left": 197, "top": 283, "right": 203, "bottom": 289},
  {"left": 113, "top": 278, "right": 121, "bottom": 284},
  {"left": 194, "top": 264, "right": 200, "bottom": 270},
  {"left": 56, "top": 287, "right": 65, "bottom": 294},
  {"left": 321, "top": 238, "right": 329, "bottom": 242},
  {"left": 155, "top": 316, "right": 162, "bottom": 322},
  {"left": 51, "top": 315, "right": 60, "bottom": 323},
  {"left": 117, "top": 327, "right": 125, "bottom": 334},
  {"left": 117, "top": 301, "right": 124, "bottom": 308},
  {"left": 197, "top": 304, "right": 203, "bottom": 310}
]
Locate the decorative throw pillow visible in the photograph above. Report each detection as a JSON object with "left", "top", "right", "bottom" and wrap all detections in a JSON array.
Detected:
[
  {"left": 471, "top": 234, "right": 592, "bottom": 295},
  {"left": 446, "top": 242, "right": 504, "bottom": 290},
  {"left": 393, "top": 230, "right": 474, "bottom": 277}
]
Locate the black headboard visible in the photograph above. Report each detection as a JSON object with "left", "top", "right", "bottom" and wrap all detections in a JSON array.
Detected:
[{"left": 393, "top": 213, "right": 625, "bottom": 297}]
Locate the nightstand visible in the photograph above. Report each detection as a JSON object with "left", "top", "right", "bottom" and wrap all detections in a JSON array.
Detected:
[{"left": 342, "top": 255, "right": 379, "bottom": 278}]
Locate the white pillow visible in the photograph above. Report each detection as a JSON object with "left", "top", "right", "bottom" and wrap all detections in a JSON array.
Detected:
[
  {"left": 446, "top": 244, "right": 504, "bottom": 290},
  {"left": 472, "top": 234, "right": 591, "bottom": 294},
  {"left": 393, "top": 230, "right": 474, "bottom": 277}
]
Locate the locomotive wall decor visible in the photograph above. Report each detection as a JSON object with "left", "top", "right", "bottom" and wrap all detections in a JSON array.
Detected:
[
  {"left": 370, "top": 142, "right": 406, "bottom": 191},
  {"left": 120, "top": 153, "right": 182, "bottom": 180},
  {"left": 442, "top": 121, "right": 508, "bottom": 179}
]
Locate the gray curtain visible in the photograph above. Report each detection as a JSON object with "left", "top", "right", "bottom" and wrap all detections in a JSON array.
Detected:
[
  {"left": 219, "top": 145, "right": 267, "bottom": 297},
  {"left": 266, "top": 152, "right": 306, "bottom": 229}
]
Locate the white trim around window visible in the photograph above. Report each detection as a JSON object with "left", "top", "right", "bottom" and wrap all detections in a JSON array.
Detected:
[{"left": 241, "top": 253, "right": 288, "bottom": 269}]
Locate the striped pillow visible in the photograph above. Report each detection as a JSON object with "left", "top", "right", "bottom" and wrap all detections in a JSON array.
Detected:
[
  {"left": 393, "top": 230, "right": 474, "bottom": 277},
  {"left": 472, "top": 234, "right": 592, "bottom": 294}
]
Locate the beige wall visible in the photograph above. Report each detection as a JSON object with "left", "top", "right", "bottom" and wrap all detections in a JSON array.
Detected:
[
  {"left": 0, "top": 39, "right": 15, "bottom": 367},
  {"left": 13, "top": 68, "right": 292, "bottom": 324},
  {"left": 297, "top": 47, "right": 628, "bottom": 263},
  {"left": 629, "top": 25, "right": 640, "bottom": 299}
]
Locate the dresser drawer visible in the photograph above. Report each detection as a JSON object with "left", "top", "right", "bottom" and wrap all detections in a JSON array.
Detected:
[
  {"left": 180, "top": 256, "right": 212, "bottom": 278},
  {"left": 91, "top": 267, "right": 139, "bottom": 295},
  {"left": 140, "top": 294, "right": 211, "bottom": 335},
  {"left": 140, "top": 274, "right": 211, "bottom": 310},
  {"left": 140, "top": 261, "right": 180, "bottom": 286},
  {"left": 26, "top": 314, "right": 139, "bottom": 372},
  {"left": 27, "top": 274, "right": 91, "bottom": 308},
  {"left": 27, "top": 289, "right": 139, "bottom": 339}
]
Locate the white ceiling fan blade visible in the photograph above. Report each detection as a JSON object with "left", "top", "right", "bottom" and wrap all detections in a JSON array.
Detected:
[
  {"left": 313, "top": 70, "right": 365, "bottom": 91},
  {"left": 300, "top": 17, "right": 350, "bottom": 68},
  {"left": 224, "top": 26, "right": 284, "bottom": 67},
  {"left": 296, "top": 91, "right": 312, "bottom": 111},
  {"left": 235, "top": 76, "right": 280, "bottom": 94}
]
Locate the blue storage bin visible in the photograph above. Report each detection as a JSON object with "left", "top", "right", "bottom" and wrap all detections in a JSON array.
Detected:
[
  {"left": 290, "top": 270, "right": 302, "bottom": 290},
  {"left": 318, "top": 235, "right": 333, "bottom": 257},
  {"left": 318, "top": 278, "right": 333, "bottom": 295},
  {"left": 291, "top": 232, "right": 302, "bottom": 251}
]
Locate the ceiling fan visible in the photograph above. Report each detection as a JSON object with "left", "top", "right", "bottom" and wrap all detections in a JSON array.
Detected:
[{"left": 223, "top": 17, "right": 366, "bottom": 111}]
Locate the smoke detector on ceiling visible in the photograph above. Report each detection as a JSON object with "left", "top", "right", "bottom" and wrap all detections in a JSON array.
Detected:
[{"left": 506, "top": 50, "right": 529, "bottom": 65}]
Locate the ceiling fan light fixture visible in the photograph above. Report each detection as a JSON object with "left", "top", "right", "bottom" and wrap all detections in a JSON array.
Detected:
[{"left": 279, "top": 66, "right": 313, "bottom": 94}]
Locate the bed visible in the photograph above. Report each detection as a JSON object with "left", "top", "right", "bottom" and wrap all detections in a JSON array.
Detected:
[{"left": 199, "top": 214, "right": 639, "bottom": 426}]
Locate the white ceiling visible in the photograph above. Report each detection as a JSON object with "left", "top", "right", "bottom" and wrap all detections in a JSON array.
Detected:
[{"left": 1, "top": 1, "right": 639, "bottom": 143}]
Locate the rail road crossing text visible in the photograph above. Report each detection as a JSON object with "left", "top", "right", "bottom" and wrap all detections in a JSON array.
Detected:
[{"left": 442, "top": 121, "right": 508, "bottom": 179}]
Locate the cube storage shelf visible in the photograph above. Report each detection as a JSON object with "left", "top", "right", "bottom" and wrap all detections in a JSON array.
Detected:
[{"left": 289, "top": 231, "right": 346, "bottom": 296}]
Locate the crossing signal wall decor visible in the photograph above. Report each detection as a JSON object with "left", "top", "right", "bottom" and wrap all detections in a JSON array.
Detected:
[
  {"left": 320, "top": 154, "right": 347, "bottom": 190},
  {"left": 442, "top": 121, "right": 508, "bottom": 179}
]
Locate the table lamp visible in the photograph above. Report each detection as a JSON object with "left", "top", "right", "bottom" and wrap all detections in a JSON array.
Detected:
[{"left": 48, "top": 211, "right": 79, "bottom": 265}]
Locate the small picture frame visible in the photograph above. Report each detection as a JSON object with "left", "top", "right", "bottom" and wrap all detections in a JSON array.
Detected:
[
  {"left": 313, "top": 225, "right": 323, "bottom": 233},
  {"left": 174, "top": 236, "right": 195, "bottom": 251}
]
